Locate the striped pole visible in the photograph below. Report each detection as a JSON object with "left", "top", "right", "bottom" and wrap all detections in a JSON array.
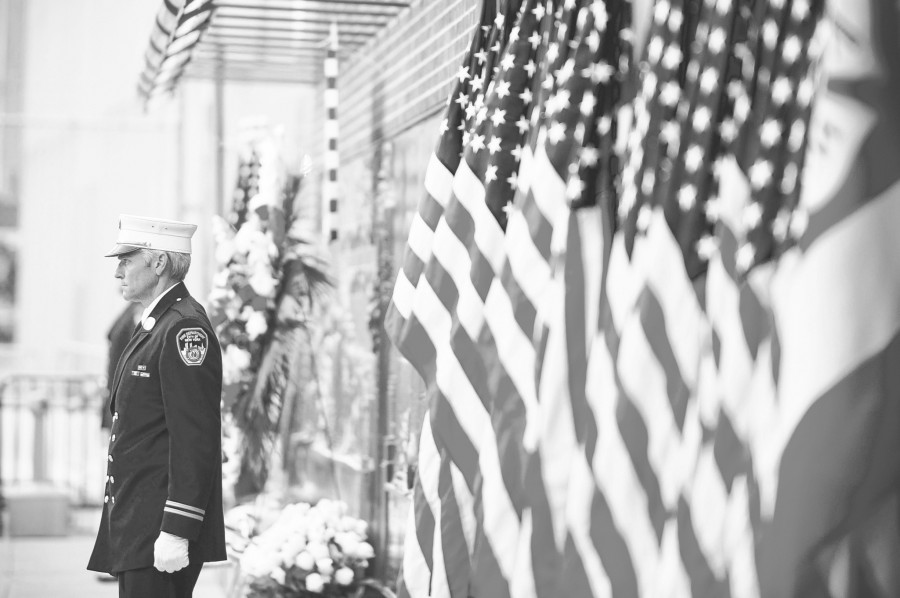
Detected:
[{"left": 323, "top": 22, "right": 339, "bottom": 243}]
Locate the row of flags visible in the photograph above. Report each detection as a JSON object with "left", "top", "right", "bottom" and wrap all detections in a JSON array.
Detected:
[{"left": 384, "top": 0, "right": 900, "bottom": 596}]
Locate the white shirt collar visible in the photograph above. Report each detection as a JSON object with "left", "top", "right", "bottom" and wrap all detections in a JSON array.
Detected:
[{"left": 141, "top": 283, "right": 179, "bottom": 326}]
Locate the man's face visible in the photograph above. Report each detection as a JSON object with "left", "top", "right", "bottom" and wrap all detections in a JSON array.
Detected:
[{"left": 115, "top": 251, "right": 158, "bottom": 304}]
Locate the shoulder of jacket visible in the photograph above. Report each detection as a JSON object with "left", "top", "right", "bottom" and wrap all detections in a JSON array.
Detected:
[
  {"left": 160, "top": 306, "right": 210, "bottom": 334},
  {"left": 170, "top": 296, "right": 208, "bottom": 321}
]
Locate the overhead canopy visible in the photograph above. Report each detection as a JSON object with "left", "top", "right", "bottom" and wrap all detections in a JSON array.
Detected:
[{"left": 139, "top": 0, "right": 412, "bottom": 99}]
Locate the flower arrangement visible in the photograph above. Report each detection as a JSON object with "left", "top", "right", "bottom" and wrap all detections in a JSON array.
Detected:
[
  {"left": 231, "top": 499, "right": 375, "bottom": 598},
  {"left": 209, "top": 127, "right": 331, "bottom": 499}
]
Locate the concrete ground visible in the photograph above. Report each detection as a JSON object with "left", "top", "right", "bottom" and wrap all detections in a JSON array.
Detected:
[{"left": 0, "top": 509, "right": 234, "bottom": 598}]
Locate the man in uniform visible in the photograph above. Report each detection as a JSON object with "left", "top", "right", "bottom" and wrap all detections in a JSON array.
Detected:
[{"left": 88, "top": 214, "right": 226, "bottom": 598}]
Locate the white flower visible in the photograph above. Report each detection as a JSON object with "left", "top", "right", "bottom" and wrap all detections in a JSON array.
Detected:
[
  {"left": 355, "top": 542, "right": 375, "bottom": 560},
  {"left": 306, "top": 541, "right": 330, "bottom": 561},
  {"left": 214, "top": 237, "right": 236, "bottom": 266},
  {"left": 270, "top": 566, "right": 286, "bottom": 585},
  {"left": 240, "top": 544, "right": 281, "bottom": 578},
  {"left": 334, "top": 531, "right": 359, "bottom": 555},
  {"left": 306, "top": 527, "right": 326, "bottom": 546},
  {"left": 244, "top": 309, "right": 268, "bottom": 341},
  {"left": 223, "top": 296, "right": 241, "bottom": 322},
  {"left": 354, "top": 519, "right": 368, "bottom": 538},
  {"left": 335, "top": 567, "right": 354, "bottom": 586},
  {"left": 294, "top": 551, "right": 315, "bottom": 570},
  {"left": 280, "top": 535, "right": 306, "bottom": 565},
  {"left": 222, "top": 345, "right": 251, "bottom": 385},
  {"left": 207, "top": 286, "right": 230, "bottom": 305},
  {"left": 248, "top": 269, "right": 278, "bottom": 298},
  {"left": 316, "top": 557, "right": 334, "bottom": 576},
  {"left": 305, "top": 572, "right": 325, "bottom": 593}
]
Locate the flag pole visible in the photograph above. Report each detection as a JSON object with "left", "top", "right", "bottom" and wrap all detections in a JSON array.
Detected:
[{"left": 323, "top": 22, "right": 340, "bottom": 243}]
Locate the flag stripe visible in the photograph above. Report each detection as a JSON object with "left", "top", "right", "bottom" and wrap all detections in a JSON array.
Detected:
[
  {"left": 618, "top": 294, "right": 685, "bottom": 510},
  {"left": 393, "top": 311, "right": 438, "bottom": 388},
  {"left": 414, "top": 415, "right": 440, "bottom": 595},
  {"left": 587, "top": 322, "right": 662, "bottom": 596},
  {"left": 399, "top": 471, "right": 433, "bottom": 598},
  {"left": 637, "top": 284, "right": 690, "bottom": 431},
  {"left": 759, "top": 180, "right": 900, "bottom": 514},
  {"left": 587, "top": 484, "right": 639, "bottom": 598},
  {"left": 677, "top": 497, "right": 732, "bottom": 598},
  {"left": 437, "top": 444, "right": 471, "bottom": 597},
  {"left": 563, "top": 457, "right": 611, "bottom": 598},
  {"left": 758, "top": 334, "right": 900, "bottom": 596},
  {"left": 614, "top": 382, "right": 668, "bottom": 540},
  {"left": 431, "top": 393, "right": 478, "bottom": 492}
]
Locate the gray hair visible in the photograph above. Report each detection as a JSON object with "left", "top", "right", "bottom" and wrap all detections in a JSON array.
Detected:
[{"left": 139, "top": 249, "right": 191, "bottom": 282}]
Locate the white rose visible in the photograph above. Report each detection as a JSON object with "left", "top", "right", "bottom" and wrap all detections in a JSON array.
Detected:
[
  {"left": 337, "top": 516, "right": 358, "bottom": 533},
  {"left": 240, "top": 544, "right": 280, "bottom": 578},
  {"left": 335, "top": 567, "right": 354, "bottom": 586},
  {"left": 316, "top": 557, "right": 334, "bottom": 576},
  {"left": 355, "top": 542, "right": 375, "bottom": 560},
  {"left": 270, "top": 566, "right": 286, "bottom": 585},
  {"left": 280, "top": 536, "right": 306, "bottom": 565},
  {"left": 207, "top": 286, "right": 229, "bottom": 304},
  {"left": 306, "top": 528, "right": 326, "bottom": 546},
  {"left": 224, "top": 297, "right": 241, "bottom": 321},
  {"left": 244, "top": 310, "right": 268, "bottom": 341},
  {"left": 238, "top": 544, "right": 263, "bottom": 576},
  {"left": 215, "top": 238, "right": 236, "bottom": 266},
  {"left": 354, "top": 519, "right": 369, "bottom": 537},
  {"left": 333, "top": 532, "right": 357, "bottom": 554},
  {"left": 306, "top": 541, "right": 329, "bottom": 561},
  {"left": 305, "top": 572, "right": 325, "bottom": 593},
  {"left": 294, "top": 551, "right": 315, "bottom": 570},
  {"left": 222, "top": 345, "right": 251, "bottom": 384},
  {"left": 248, "top": 269, "right": 277, "bottom": 298}
]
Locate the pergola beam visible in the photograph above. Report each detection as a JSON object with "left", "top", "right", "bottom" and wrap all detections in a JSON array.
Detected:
[{"left": 139, "top": 0, "right": 410, "bottom": 97}]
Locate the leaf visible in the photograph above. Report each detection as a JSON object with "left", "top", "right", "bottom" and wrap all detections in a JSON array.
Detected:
[{"left": 220, "top": 146, "right": 335, "bottom": 496}]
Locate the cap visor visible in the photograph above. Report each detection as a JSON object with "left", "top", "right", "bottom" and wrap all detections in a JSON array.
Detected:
[{"left": 104, "top": 244, "right": 143, "bottom": 257}]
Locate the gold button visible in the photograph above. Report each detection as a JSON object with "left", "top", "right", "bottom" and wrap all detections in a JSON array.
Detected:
[{"left": 104, "top": 495, "right": 109, "bottom": 504}]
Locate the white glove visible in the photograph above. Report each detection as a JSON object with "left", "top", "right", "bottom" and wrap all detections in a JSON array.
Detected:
[{"left": 153, "top": 531, "right": 189, "bottom": 573}]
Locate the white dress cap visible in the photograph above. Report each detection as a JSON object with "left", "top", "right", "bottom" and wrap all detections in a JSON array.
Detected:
[{"left": 104, "top": 214, "right": 198, "bottom": 257}]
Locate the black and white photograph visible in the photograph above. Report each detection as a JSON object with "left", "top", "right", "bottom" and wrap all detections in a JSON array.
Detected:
[{"left": 0, "top": 0, "right": 897, "bottom": 597}]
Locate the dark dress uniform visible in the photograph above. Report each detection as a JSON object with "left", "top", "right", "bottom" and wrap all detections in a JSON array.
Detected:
[
  {"left": 102, "top": 302, "right": 140, "bottom": 430},
  {"left": 88, "top": 282, "right": 227, "bottom": 576}
]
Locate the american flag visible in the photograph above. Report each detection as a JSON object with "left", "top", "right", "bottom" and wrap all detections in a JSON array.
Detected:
[
  {"left": 751, "top": 0, "right": 900, "bottom": 594},
  {"left": 387, "top": 0, "right": 900, "bottom": 595},
  {"left": 510, "top": 1, "right": 633, "bottom": 596},
  {"left": 386, "top": 0, "right": 542, "bottom": 595},
  {"left": 383, "top": 1, "right": 497, "bottom": 590},
  {"left": 585, "top": 0, "right": 824, "bottom": 594}
]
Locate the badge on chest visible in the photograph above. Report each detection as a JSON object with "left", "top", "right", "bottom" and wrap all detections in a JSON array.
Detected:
[{"left": 177, "top": 328, "right": 208, "bottom": 366}]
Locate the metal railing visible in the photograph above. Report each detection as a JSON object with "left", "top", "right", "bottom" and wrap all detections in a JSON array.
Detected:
[{"left": 0, "top": 373, "right": 107, "bottom": 507}]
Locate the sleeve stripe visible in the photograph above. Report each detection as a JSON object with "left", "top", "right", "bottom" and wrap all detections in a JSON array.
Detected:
[
  {"left": 164, "top": 506, "right": 204, "bottom": 522},
  {"left": 166, "top": 500, "right": 206, "bottom": 515}
]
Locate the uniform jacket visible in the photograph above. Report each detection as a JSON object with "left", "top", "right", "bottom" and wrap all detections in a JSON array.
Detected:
[{"left": 88, "top": 282, "right": 226, "bottom": 574}]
